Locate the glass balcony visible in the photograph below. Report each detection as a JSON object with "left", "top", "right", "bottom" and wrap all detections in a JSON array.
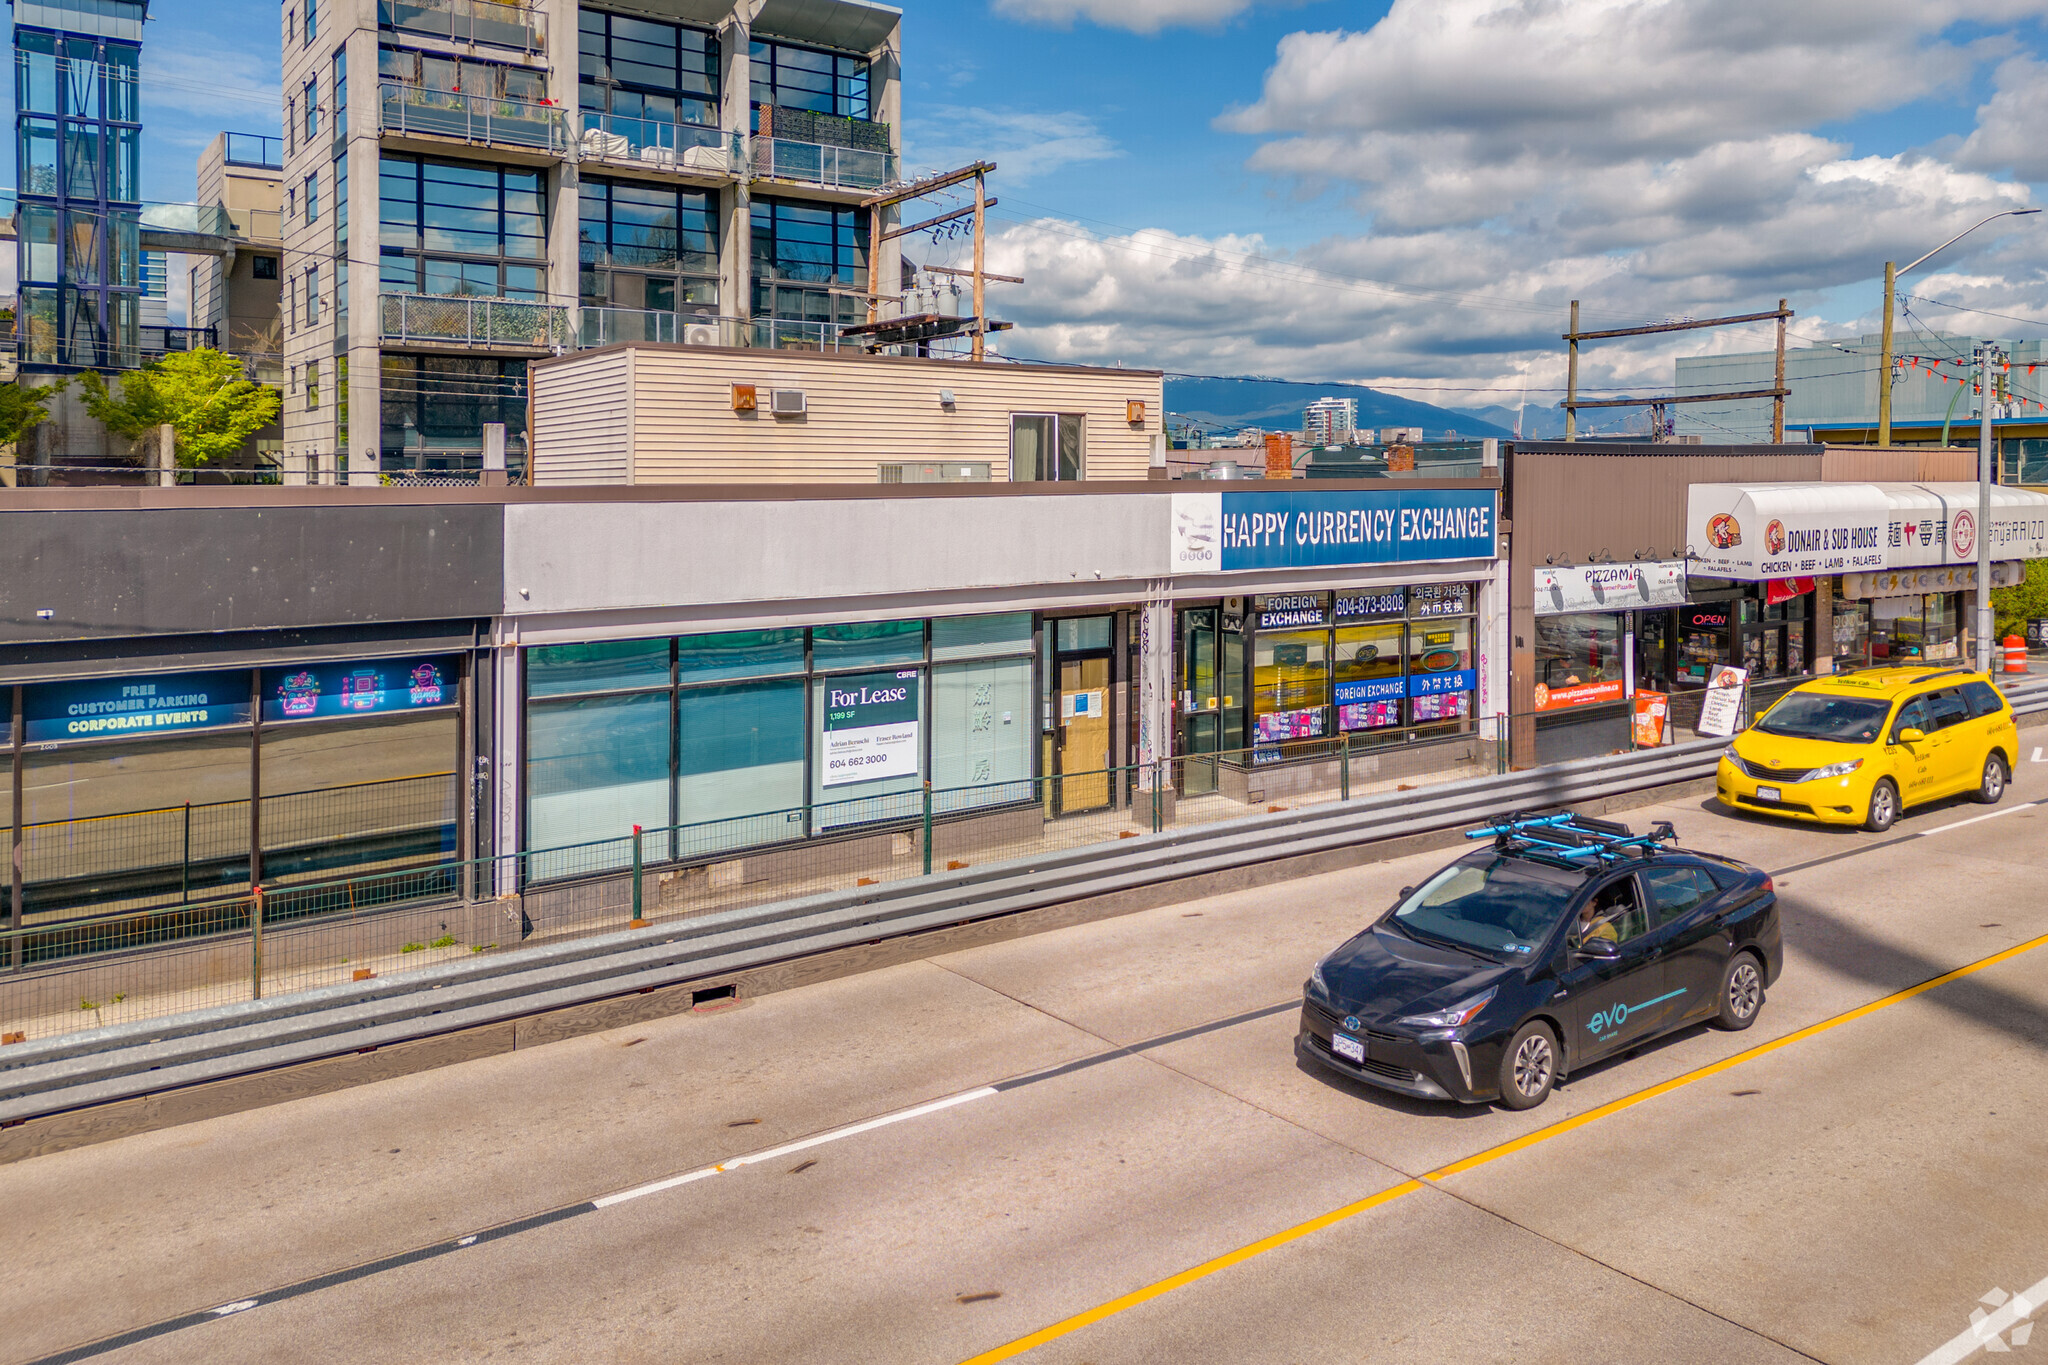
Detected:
[
  {"left": 377, "top": 0, "right": 545, "bottom": 54},
  {"left": 751, "top": 317, "right": 859, "bottom": 352},
  {"left": 380, "top": 292, "right": 572, "bottom": 348},
  {"left": 379, "top": 82, "right": 572, "bottom": 156},
  {"left": 141, "top": 325, "right": 219, "bottom": 357},
  {"left": 752, "top": 138, "right": 899, "bottom": 193},
  {"left": 139, "top": 202, "right": 236, "bottom": 237},
  {"left": 577, "top": 114, "right": 744, "bottom": 177},
  {"left": 578, "top": 308, "right": 745, "bottom": 348},
  {"left": 224, "top": 134, "right": 284, "bottom": 170}
]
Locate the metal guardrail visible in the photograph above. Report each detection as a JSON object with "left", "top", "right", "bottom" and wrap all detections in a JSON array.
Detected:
[
  {"left": 578, "top": 308, "right": 742, "bottom": 349},
  {"left": 6, "top": 676, "right": 2044, "bottom": 1124},
  {"left": 378, "top": 0, "right": 547, "bottom": 53},
  {"left": 379, "top": 81, "right": 571, "bottom": 156},
  {"left": 578, "top": 115, "right": 742, "bottom": 175},
  {"left": 752, "top": 137, "right": 899, "bottom": 192},
  {"left": 380, "top": 292, "right": 572, "bottom": 348},
  {"left": 0, "top": 734, "right": 1729, "bottom": 1121}
]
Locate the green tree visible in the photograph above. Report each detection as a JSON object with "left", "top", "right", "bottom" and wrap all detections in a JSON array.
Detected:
[
  {"left": 0, "top": 377, "right": 68, "bottom": 445},
  {"left": 75, "top": 348, "right": 281, "bottom": 467},
  {"left": 1992, "top": 560, "right": 2048, "bottom": 642}
]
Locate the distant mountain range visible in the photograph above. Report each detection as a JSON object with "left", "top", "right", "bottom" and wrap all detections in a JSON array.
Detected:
[
  {"left": 1164, "top": 376, "right": 1512, "bottom": 440},
  {"left": 1163, "top": 376, "right": 1652, "bottom": 442}
]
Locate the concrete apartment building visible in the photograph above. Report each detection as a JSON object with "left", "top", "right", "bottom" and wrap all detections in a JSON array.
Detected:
[
  {"left": 191, "top": 134, "right": 287, "bottom": 381},
  {"left": 280, "top": 0, "right": 907, "bottom": 485}
]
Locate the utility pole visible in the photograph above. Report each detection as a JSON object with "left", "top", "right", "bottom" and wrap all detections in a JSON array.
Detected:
[
  {"left": 971, "top": 169, "right": 987, "bottom": 362},
  {"left": 1565, "top": 300, "right": 1579, "bottom": 443},
  {"left": 1772, "top": 298, "right": 1788, "bottom": 443},
  {"left": 1877, "top": 261, "right": 1897, "bottom": 445},
  {"left": 1975, "top": 342, "right": 2000, "bottom": 673}
]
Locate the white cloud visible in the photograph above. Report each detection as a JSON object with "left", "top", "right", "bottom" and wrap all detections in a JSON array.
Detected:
[
  {"left": 1959, "top": 56, "right": 2048, "bottom": 181},
  {"left": 982, "top": 0, "right": 2048, "bottom": 406},
  {"left": 906, "top": 106, "right": 1119, "bottom": 183},
  {"left": 991, "top": 0, "right": 1255, "bottom": 34}
]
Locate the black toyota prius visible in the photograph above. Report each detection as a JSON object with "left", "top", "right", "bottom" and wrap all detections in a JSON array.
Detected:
[{"left": 1297, "top": 812, "right": 1781, "bottom": 1110}]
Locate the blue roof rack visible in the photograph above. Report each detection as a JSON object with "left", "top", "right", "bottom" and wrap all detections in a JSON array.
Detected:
[{"left": 1465, "top": 811, "right": 1678, "bottom": 868}]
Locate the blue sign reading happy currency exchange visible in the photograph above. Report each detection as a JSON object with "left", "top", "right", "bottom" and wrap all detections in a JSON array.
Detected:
[{"left": 1169, "top": 488, "right": 1497, "bottom": 574}]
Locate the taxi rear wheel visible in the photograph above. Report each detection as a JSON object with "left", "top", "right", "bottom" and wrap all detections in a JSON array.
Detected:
[
  {"left": 1496, "top": 1021, "right": 1557, "bottom": 1111},
  {"left": 1864, "top": 778, "right": 1899, "bottom": 833},
  {"left": 1976, "top": 753, "right": 2009, "bottom": 805}
]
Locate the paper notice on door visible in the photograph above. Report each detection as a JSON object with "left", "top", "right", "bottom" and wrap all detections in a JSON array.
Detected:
[{"left": 1062, "top": 690, "right": 1106, "bottom": 719}]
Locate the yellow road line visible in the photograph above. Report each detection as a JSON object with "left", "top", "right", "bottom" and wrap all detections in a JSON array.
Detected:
[
  {"left": 960, "top": 926, "right": 2048, "bottom": 1364},
  {"left": 957, "top": 1181, "right": 1425, "bottom": 1365}
]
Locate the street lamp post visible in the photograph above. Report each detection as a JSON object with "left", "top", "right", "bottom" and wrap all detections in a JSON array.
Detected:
[{"left": 1876, "top": 208, "right": 2040, "bottom": 446}]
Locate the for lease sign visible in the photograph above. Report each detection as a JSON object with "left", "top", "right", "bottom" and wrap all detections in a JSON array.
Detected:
[{"left": 821, "top": 670, "right": 921, "bottom": 787}]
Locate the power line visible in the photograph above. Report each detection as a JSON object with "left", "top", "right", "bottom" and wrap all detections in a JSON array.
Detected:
[{"left": 1901, "top": 292, "right": 2048, "bottom": 332}]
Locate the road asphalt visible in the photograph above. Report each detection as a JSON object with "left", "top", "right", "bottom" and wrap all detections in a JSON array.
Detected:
[{"left": 8, "top": 760, "right": 2048, "bottom": 1365}]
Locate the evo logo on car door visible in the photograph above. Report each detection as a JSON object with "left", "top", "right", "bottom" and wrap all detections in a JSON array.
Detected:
[{"left": 1586, "top": 989, "right": 1686, "bottom": 1038}]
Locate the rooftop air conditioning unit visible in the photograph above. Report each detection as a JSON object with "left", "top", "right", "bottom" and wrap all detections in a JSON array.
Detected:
[
  {"left": 683, "top": 323, "right": 720, "bottom": 346},
  {"left": 769, "top": 388, "right": 807, "bottom": 416}
]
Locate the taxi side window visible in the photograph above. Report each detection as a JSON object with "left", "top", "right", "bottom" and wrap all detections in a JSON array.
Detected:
[
  {"left": 1891, "top": 697, "right": 1931, "bottom": 741},
  {"left": 1644, "top": 866, "right": 1717, "bottom": 926},
  {"left": 1925, "top": 688, "right": 1970, "bottom": 732},
  {"left": 1963, "top": 681, "right": 2006, "bottom": 719}
]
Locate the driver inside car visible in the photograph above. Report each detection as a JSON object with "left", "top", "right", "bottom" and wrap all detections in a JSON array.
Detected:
[{"left": 1577, "top": 901, "right": 1620, "bottom": 944}]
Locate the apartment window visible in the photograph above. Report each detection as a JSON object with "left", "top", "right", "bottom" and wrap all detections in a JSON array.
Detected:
[
  {"left": 1010, "top": 415, "right": 1085, "bottom": 482},
  {"left": 303, "top": 78, "right": 318, "bottom": 140},
  {"left": 750, "top": 196, "right": 866, "bottom": 326},
  {"left": 285, "top": 97, "right": 295, "bottom": 156},
  {"left": 380, "top": 355, "right": 528, "bottom": 466},
  {"left": 335, "top": 148, "right": 349, "bottom": 239},
  {"left": 750, "top": 39, "right": 869, "bottom": 119},
  {"left": 306, "top": 264, "right": 321, "bottom": 323},
  {"left": 379, "top": 154, "right": 546, "bottom": 299},
  {"left": 304, "top": 171, "right": 319, "bottom": 224},
  {"left": 579, "top": 178, "right": 718, "bottom": 312},
  {"left": 252, "top": 254, "right": 279, "bottom": 280},
  {"left": 333, "top": 47, "right": 347, "bottom": 122},
  {"left": 378, "top": 45, "right": 547, "bottom": 102},
  {"left": 307, "top": 358, "right": 321, "bottom": 410},
  {"left": 578, "top": 10, "right": 720, "bottom": 128},
  {"left": 304, "top": 0, "right": 316, "bottom": 46},
  {"left": 287, "top": 272, "right": 297, "bottom": 331},
  {"left": 286, "top": 183, "right": 296, "bottom": 222}
]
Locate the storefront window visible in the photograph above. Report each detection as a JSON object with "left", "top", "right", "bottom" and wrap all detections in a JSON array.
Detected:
[
  {"left": 813, "top": 619, "right": 922, "bottom": 669},
  {"left": 22, "top": 732, "right": 253, "bottom": 915},
  {"left": 934, "top": 612, "right": 1032, "bottom": 661},
  {"left": 1334, "top": 622, "right": 1403, "bottom": 731},
  {"left": 259, "top": 710, "right": 458, "bottom": 883},
  {"left": 1676, "top": 604, "right": 1732, "bottom": 686},
  {"left": 1831, "top": 600, "right": 1871, "bottom": 665},
  {"left": 527, "top": 692, "right": 671, "bottom": 871},
  {"left": 528, "top": 638, "right": 670, "bottom": 696},
  {"left": 1871, "top": 594, "right": 1963, "bottom": 662},
  {"left": 1407, "top": 618, "right": 1474, "bottom": 725},
  {"left": 1252, "top": 630, "right": 1329, "bottom": 749},
  {"left": 933, "top": 657, "right": 1033, "bottom": 806},
  {"left": 676, "top": 629, "right": 803, "bottom": 683},
  {"left": 1534, "top": 613, "right": 1625, "bottom": 711},
  {"left": 676, "top": 679, "right": 805, "bottom": 853}
]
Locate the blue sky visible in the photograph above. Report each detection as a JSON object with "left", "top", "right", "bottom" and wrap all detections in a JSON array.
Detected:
[{"left": 56, "top": 0, "right": 2048, "bottom": 411}]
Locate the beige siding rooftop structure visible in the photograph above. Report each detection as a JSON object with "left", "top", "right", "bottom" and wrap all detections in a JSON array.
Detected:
[{"left": 529, "top": 343, "right": 1166, "bottom": 485}]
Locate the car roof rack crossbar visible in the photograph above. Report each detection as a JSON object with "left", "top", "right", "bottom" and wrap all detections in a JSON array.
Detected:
[{"left": 1466, "top": 811, "right": 1679, "bottom": 867}]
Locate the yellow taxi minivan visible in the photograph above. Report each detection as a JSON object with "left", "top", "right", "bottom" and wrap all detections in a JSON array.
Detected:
[{"left": 1717, "top": 666, "right": 2019, "bottom": 832}]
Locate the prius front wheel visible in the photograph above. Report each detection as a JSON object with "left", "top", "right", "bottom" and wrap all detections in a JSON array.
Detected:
[{"left": 1497, "top": 1021, "right": 1557, "bottom": 1111}]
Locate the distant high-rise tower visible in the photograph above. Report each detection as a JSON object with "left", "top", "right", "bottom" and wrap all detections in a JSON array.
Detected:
[
  {"left": 11, "top": 0, "right": 147, "bottom": 370},
  {"left": 1302, "top": 395, "right": 1358, "bottom": 447}
]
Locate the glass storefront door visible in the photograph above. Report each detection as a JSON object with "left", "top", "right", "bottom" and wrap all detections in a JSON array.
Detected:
[{"left": 1180, "top": 608, "right": 1221, "bottom": 795}]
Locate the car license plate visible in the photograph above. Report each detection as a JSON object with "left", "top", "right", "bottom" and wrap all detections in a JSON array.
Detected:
[
  {"left": 1756, "top": 785, "right": 1781, "bottom": 802},
  {"left": 1332, "top": 1033, "right": 1365, "bottom": 1063}
]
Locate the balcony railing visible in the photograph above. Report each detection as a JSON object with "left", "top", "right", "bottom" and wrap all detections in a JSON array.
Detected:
[
  {"left": 752, "top": 137, "right": 899, "bottom": 192},
  {"left": 577, "top": 114, "right": 744, "bottom": 176},
  {"left": 378, "top": 0, "right": 546, "bottom": 53},
  {"left": 578, "top": 307, "right": 745, "bottom": 349},
  {"left": 379, "top": 81, "right": 572, "bottom": 156},
  {"left": 751, "top": 316, "right": 859, "bottom": 352},
  {"left": 141, "top": 325, "right": 218, "bottom": 357},
  {"left": 380, "top": 292, "right": 572, "bottom": 348},
  {"left": 224, "top": 133, "right": 283, "bottom": 169}
]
